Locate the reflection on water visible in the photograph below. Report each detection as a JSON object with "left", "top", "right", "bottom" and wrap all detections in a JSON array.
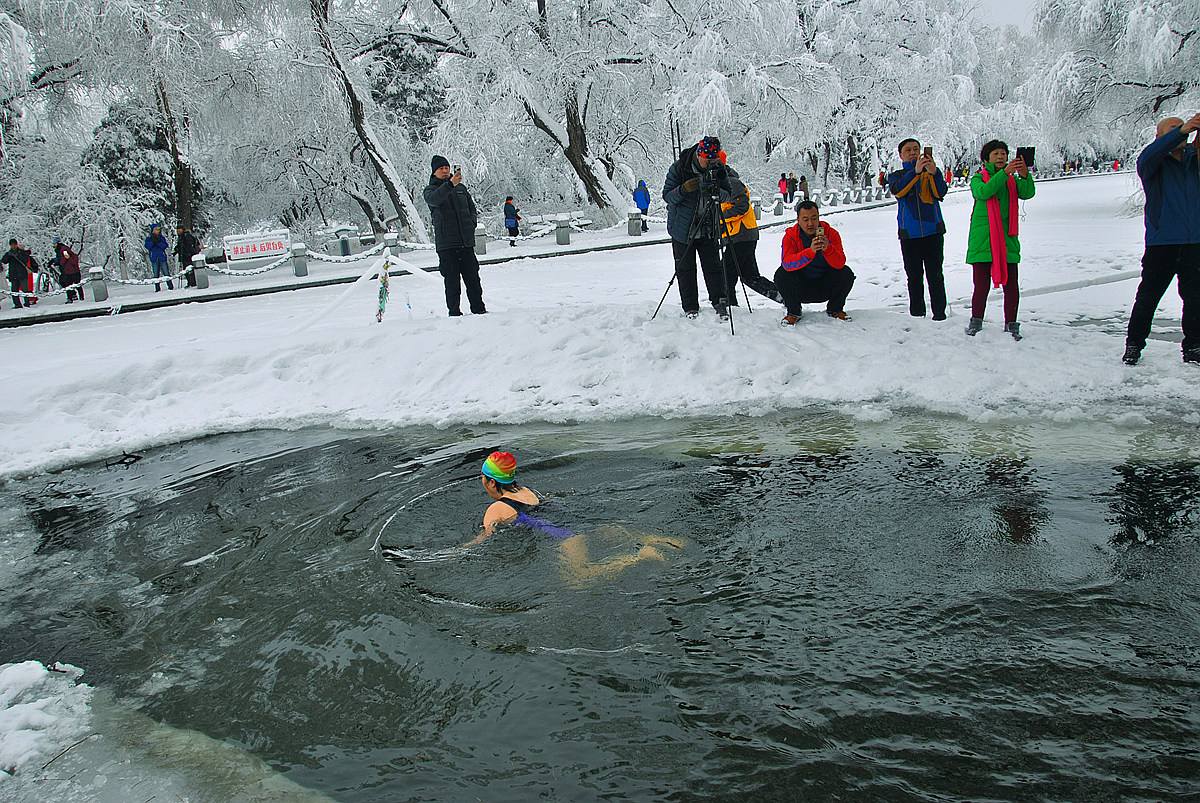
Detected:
[{"left": 0, "top": 413, "right": 1198, "bottom": 801}]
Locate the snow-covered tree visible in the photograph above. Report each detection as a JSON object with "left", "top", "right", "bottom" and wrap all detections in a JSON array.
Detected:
[{"left": 1031, "top": 0, "right": 1199, "bottom": 136}]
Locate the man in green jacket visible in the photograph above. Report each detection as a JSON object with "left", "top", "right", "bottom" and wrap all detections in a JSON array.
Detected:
[{"left": 965, "top": 139, "right": 1035, "bottom": 340}]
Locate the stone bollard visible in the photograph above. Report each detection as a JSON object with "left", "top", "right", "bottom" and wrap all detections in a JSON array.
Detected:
[
  {"left": 627, "top": 209, "right": 642, "bottom": 236},
  {"left": 338, "top": 236, "right": 351, "bottom": 257},
  {"left": 348, "top": 232, "right": 362, "bottom": 254},
  {"left": 191, "top": 253, "right": 210, "bottom": 289},
  {"left": 88, "top": 267, "right": 108, "bottom": 303},
  {"left": 750, "top": 196, "right": 762, "bottom": 219},
  {"left": 825, "top": 189, "right": 839, "bottom": 207},
  {"left": 772, "top": 193, "right": 785, "bottom": 216},
  {"left": 555, "top": 215, "right": 571, "bottom": 246},
  {"left": 842, "top": 188, "right": 853, "bottom": 204},
  {"left": 291, "top": 242, "right": 309, "bottom": 277},
  {"left": 474, "top": 224, "right": 487, "bottom": 255},
  {"left": 383, "top": 233, "right": 399, "bottom": 253}
]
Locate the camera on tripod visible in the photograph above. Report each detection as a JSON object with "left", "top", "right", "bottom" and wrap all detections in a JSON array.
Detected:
[{"left": 700, "top": 162, "right": 726, "bottom": 194}]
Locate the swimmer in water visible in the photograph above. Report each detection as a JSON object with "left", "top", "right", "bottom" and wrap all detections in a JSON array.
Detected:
[{"left": 466, "top": 451, "right": 680, "bottom": 581}]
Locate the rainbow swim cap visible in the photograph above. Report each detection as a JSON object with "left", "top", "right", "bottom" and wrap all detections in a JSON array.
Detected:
[{"left": 482, "top": 451, "right": 518, "bottom": 484}]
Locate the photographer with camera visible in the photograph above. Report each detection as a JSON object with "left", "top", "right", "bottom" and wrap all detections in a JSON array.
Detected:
[
  {"left": 662, "top": 136, "right": 735, "bottom": 319},
  {"left": 888, "top": 138, "right": 948, "bottom": 320},
  {"left": 1122, "top": 113, "right": 1200, "bottom": 365},
  {"left": 424, "top": 155, "right": 487, "bottom": 317}
]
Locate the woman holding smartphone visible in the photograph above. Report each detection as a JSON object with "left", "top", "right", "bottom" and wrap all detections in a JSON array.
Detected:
[{"left": 965, "top": 139, "right": 1035, "bottom": 340}]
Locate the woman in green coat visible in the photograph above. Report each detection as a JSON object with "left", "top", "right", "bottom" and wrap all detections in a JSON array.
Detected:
[{"left": 965, "top": 139, "right": 1035, "bottom": 340}]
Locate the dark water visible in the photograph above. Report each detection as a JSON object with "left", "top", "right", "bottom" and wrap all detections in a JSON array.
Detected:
[{"left": 2, "top": 413, "right": 1199, "bottom": 801}]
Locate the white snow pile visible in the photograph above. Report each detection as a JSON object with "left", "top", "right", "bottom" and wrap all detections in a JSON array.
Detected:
[
  {"left": 2, "top": 173, "right": 1194, "bottom": 477},
  {"left": 0, "top": 661, "right": 92, "bottom": 780}
]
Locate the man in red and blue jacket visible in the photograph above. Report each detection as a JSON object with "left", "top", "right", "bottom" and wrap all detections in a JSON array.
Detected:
[
  {"left": 888, "top": 138, "right": 948, "bottom": 320},
  {"left": 773, "top": 201, "right": 855, "bottom": 325}
]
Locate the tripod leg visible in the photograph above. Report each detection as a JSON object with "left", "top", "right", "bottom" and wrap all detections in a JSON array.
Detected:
[{"left": 651, "top": 273, "right": 677, "bottom": 321}]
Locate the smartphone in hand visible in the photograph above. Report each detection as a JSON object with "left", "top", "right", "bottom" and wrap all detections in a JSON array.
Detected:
[{"left": 1015, "top": 147, "right": 1035, "bottom": 170}]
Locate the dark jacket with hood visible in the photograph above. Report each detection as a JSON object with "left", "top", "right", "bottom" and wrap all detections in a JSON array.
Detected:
[
  {"left": 174, "top": 230, "right": 202, "bottom": 264},
  {"left": 662, "top": 144, "right": 734, "bottom": 243},
  {"left": 52, "top": 243, "right": 81, "bottom": 278},
  {"left": 2, "top": 247, "right": 37, "bottom": 283},
  {"left": 423, "top": 174, "right": 478, "bottom": 251}
]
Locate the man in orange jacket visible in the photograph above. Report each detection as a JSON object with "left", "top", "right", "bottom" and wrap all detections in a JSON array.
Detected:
[{"left": 773, "top": 201, "right": 855, "bottom": 325}]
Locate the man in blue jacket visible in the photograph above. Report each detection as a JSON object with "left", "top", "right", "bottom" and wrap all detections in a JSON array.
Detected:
[
  {"left": 663, "top": 136, "right": 732, "bottom": 318},
  {"left": 145, "top": 223, "right": 173, "bottom": 291},
  {"left": 1124, "top": 114, "right": 1200, "bottom": 365},
  {"left": 888, "top": 138, "right": 947, "bottom": 320}
]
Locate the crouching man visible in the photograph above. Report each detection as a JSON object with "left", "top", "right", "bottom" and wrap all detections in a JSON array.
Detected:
[{"left": 773, "top": 201, "right": 855, "bottom": 325}]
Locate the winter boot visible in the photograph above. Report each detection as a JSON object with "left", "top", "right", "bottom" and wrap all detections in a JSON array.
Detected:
[
  {"left": 965, "top": 317, "right": 983, "bottom": 336},
  {"left": 1184, "top": 348, "right": 1200, "bottom": 364},
  {"left": 684, "top": 310, "right": 699, "bottom": 320},
  {"left": 826, "top": 310, "right": 851, "bottom": 321},
  {"left": 1122, "top": 344, "right": 1142, "bottom": 365},
  {"left": 713, "top": 301, "right": 729, "bottom": 321},
  {"left": 780, "top": 314, "right": 800, "bottom": 327},
  {"left": 1004, "top": 321, "right": 1023, "bottom": 341}
]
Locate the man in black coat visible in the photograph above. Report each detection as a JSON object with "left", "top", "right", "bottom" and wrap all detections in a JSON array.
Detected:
[
  {"left": 2, "top": 238, "right": 38, "bottom": 309},
  {"left": 174, "top": 225, "right": 202, "bottom": 288},
  {"left": 662, "top": 136, "right": 734, "bottom": 318},
  {"left": 422, "top": 155, "right": 486, "bottom": 316}
]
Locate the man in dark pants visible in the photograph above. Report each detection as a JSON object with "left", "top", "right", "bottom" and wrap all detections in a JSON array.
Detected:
[
  {"left": 1124, "top": 113, "right": 1200, "bottom": 365},
  {"left": 2, "top": 238, "right": 37, "bottom": 308},
  {"left": 774, "top": 201, "right": 855, "bottom": 325},
  {"left": 174, "top": 224, "right": 202, "bottom": 287},
  {"left": 663, "top": 136, "right": 733, "bottom": 319},
  {"left": 888, "top": 137, "right": 948, "bottom": 319},
  {"left": 423, "top": 155, "right": 486, "bottom": 316}
]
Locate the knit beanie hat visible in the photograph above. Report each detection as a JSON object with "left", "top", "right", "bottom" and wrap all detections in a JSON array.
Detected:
[
  {"left": 697, "top": 137, "right": 721, "bottom": 158},
  {"left": 431, "top": 155, "right": 451, "bottom": 173}
]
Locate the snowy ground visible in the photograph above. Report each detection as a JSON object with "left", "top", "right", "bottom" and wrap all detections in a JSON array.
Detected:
[{"left": 0, "top": 171, "right": 1191, "bottom": 483}]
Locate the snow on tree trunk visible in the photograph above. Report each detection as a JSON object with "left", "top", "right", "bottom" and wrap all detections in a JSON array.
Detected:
[
  {"left": 153, "top": 80, "right": 194, "bottom": 230},
  {"left": 310, "top": 0, "right": 430, "bottom": 243}
]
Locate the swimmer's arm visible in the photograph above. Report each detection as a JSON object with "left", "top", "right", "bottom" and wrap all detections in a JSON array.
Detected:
[{"left": 464, "top": 503, "right": 517, "bottom": 547}]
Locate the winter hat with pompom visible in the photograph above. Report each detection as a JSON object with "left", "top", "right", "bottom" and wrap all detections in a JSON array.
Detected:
[{"left": 697, "top": 137, "right": 721, "bottom": 158}]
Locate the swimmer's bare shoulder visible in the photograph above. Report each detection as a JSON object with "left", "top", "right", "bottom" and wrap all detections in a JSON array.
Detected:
[{"left": 470, "top": 487, "right": 542, "bottom": 546}]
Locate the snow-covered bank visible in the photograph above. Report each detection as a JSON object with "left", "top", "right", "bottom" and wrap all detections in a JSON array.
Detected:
[
  {"left": 2, "top": 173, "right": 1189, "bottom": 478},
  {"left": 0, "top": 661, "right": 332, "bottom": 801}
]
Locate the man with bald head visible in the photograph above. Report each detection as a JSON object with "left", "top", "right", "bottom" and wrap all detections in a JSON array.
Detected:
[{"left": 1123, "top": 113, "right": 1200, "bottom": 365}]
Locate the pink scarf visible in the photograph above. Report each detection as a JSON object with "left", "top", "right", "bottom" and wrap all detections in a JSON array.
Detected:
[{"left": 981, "top": 167, "right": 1019, "bottom": 288}]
